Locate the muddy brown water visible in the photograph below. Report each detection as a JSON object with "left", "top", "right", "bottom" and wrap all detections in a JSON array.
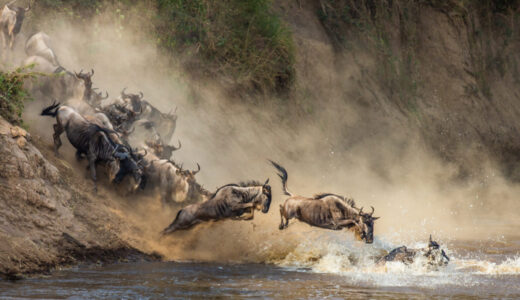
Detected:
[{"left": 1, "top": 237, "right": 519, "bottom": 299}]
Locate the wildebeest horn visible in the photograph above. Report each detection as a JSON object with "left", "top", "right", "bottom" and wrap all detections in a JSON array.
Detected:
[
  {"left": 370, "top": 206, "right": 374, "bottom": 216},
  {"left": 121, "top": 87, "right": 128, "bottom": 98},
  {"left": 359, "top": 207, "right": 363, "bottom": 214},
  {"left": 264, "top": 178, "right": 269, "bottom": 186},
  {"left": 139, "top": 91, "right": 144, "bottom": 99},
  {"left": 25, "top": 2, "right": 30, "bottom": 12},
  {"left": 102, "top": 91, "right": 109, "bottom": 99},
  {"left": 192, "top": 163, "right": 201, "bottom": 175},
  {"left": 90, "top": 69, "right": 94, "bottom": 76}
]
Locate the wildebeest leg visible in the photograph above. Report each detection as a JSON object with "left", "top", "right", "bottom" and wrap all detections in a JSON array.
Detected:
[
  {"left": 8, "top": 33, "right": 13, "bottom": 50},
  {"left": 0, "top": 32, "right": 5, "bottom": 60},
  {"left": 279, "top": 205, "right": 286, "bottom": 230},
  {"left": 333, "top": 219, "right": 358, "bottom": 230},
  {"left": 87, "top": 152, "right": 98, "bottom": 193},
  {"left": 236, "top": 207, "right": 254, "bottom": 220},
  {"left": 159, "top": 173, "right": 173, "bottom": 205},
  {"left": 52, "top": 123, "right": 64, "bottom": 156},
  {"left": 7, "top": 22, "right": 15, "bottom": 50},
  {"left": 231, "top": 202, "right": 255, "bottom": 211}
]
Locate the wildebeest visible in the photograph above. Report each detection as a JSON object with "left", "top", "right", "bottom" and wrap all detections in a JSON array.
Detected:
[
  {"left": 161, "top": 179, "right": 272, "bottom": 235},
  {"left": 100, "top": 99, "right": 140, "bottom": 130},
  {"left": 140, "top": 101, "right": 177, "bottom": 144},
  {"left": 116, "top": 88, "right": 144, "bottom": 114},
  {"left": 270, "top": 161, "right": 379, "bottom": 244},
  {"left": 135, "top": 120, "right": 181, "bottom": 159},
  {"left": 88, "top": 88, "right": 109, "bottom": 108},
  {"left": 74, "top": 69, "right": 95, "bottom": 102},
  {"left": 154, "top": 139, "right": 181, "bottom": 160},
  {"left": 22, "top": 56, "right": 86, "bottom": 103},
  {"left": 22, "top": 54, "right": 61, "bottom": 73},
  {"left": 136, "top": 146, "right": 199, "bottom": 204},
  {"left": 40, "top": 102, "right": 143, "bottom": 192},
  {"left": 0, "top": 0, "right": 30, "bottom": 53},
  {"left": 25, "top": 31, "right": 60, "bottom": 66},
  {"left": 118, "top": 88, "right": 178, "bottom": 143},
  {"left": 377, "top": 235, "right": 450, "bottom": 268}
]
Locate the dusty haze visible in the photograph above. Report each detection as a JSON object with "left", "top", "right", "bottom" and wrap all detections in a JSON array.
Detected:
[{"left": 17, "top": 5, "right": 520, "bottom": 262}]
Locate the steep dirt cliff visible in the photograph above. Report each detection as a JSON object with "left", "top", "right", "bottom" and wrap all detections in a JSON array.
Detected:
[
  {"left": 275, "top": 0, "right": 520, "bottom": 180},
  {"left": 0, "top": 117, "right": 158, "bottom": 280}
]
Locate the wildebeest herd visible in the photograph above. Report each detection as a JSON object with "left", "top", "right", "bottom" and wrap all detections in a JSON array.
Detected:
[{"left": 3, "top": 1, "right": 450, "bottom": 269}]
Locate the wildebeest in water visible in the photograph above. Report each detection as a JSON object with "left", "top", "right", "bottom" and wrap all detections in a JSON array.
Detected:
[
  {"left": 377, "top": 235, "right": 450, "bottom": 269},
  {"left": 161, "top": 179, "right": 271, "bottom": 235},
  {"left": 270, "top": 161, "right": 379, "bottom": 244}
]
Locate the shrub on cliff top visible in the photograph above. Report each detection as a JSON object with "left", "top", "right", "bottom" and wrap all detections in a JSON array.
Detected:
[{"left": 0, "top": 68, "right": 35, "bottom": 125}]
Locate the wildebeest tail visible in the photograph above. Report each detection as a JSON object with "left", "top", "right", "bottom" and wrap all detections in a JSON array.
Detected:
[
  {"left": 40, "top": 101, "right": 60, "bottom": 117},
  {"left": 269, "top": 160, "right": 293, "bottom": 197}
]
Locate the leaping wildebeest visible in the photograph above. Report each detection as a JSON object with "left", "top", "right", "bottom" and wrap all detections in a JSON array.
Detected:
[
  {"left": 161, "top": 179, "right": 272, "bottom": 235},
  {"left": 270, "top": 161, "right": 379, "bottom": 244},
  {"left": 0, "top": 0, "right": 30, "bottom": 53},
  {"left": 40, "top": 102, "right": 143, "bottom": 192}
]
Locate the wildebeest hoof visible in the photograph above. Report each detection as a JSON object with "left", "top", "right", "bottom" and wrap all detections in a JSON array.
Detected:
[{"left": 279, "top": 224, "right": 284, "bottom": 230}]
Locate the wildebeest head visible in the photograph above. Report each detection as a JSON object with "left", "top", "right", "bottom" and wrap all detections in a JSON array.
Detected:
[
  {"left": 355, "top": 206, "right": 379, "bottom": 244},
  {"left": 8, "top": 1, "right": 30, "bottom": 35},
  {"left": 163, "top": 106, "right": 178, "bottom": 122},
  {"left": 258, "top": 179, "right": 272, "bottom": 213},
  {"left": 176, "top": 163, "right": 201, "bottom": 183},
  {"left": 121, "top": 88, "right": 144, "bottom": 114},
  {"left": 152, "top": 139, "right": 181, "bottom": 160},
  {"left": 422, "top": 235, "right": 450, "bottom": 267},
  {"left": 75, "top": 69, "right": 94, "bottom": 91},
  {"left": 91, "top": 88, "right": 109, "bottom": 106},
  {"left": 247, "top": 179, "right": 272, "bottom": 213}
]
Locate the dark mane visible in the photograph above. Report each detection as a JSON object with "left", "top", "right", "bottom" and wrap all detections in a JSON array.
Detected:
[
  {"left": 313, "top": 193, "right": 356, "bottom": 207},
  {"left": 207, "top": 180, "right": 264, "bottom": 200},
  {"left": 237, "top": 180, "right": 264, "bottom": 187}
]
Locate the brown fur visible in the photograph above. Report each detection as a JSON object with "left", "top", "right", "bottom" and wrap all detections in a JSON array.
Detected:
[
  {"left": 161, "top": 179, "right": 271, "bottom": 235},
  {"left": 271, "top": 161, "right": 379, "bottom": 243}
]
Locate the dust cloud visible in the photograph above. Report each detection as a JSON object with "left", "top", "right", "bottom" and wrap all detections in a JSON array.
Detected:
[{"left": 12, "top": 5, "right": 520, "bottom": 263}]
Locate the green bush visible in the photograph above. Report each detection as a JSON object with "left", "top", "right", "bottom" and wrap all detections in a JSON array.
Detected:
[
  {"left": 0, "top": 68, "right": 35, "bottom": 125},
  {"left": 33, "top": 0, "right": 295, "bottom": 95},
  {"left": 155, "top": 0, "right": 295, "bottom": 94}
]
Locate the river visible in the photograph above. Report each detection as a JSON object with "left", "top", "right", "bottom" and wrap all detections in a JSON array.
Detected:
[{"left": 1, "top": 236, "right": 519, "bottom": 299}]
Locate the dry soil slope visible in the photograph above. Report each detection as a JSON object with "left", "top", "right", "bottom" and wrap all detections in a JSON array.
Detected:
[{"left": 0, "top": 117, "right": 158, "bottom": 280}]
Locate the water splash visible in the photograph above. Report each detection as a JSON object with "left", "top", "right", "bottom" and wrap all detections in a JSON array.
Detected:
[{"left": 266, "top": 234, "right": 520, "bottom": 290}]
